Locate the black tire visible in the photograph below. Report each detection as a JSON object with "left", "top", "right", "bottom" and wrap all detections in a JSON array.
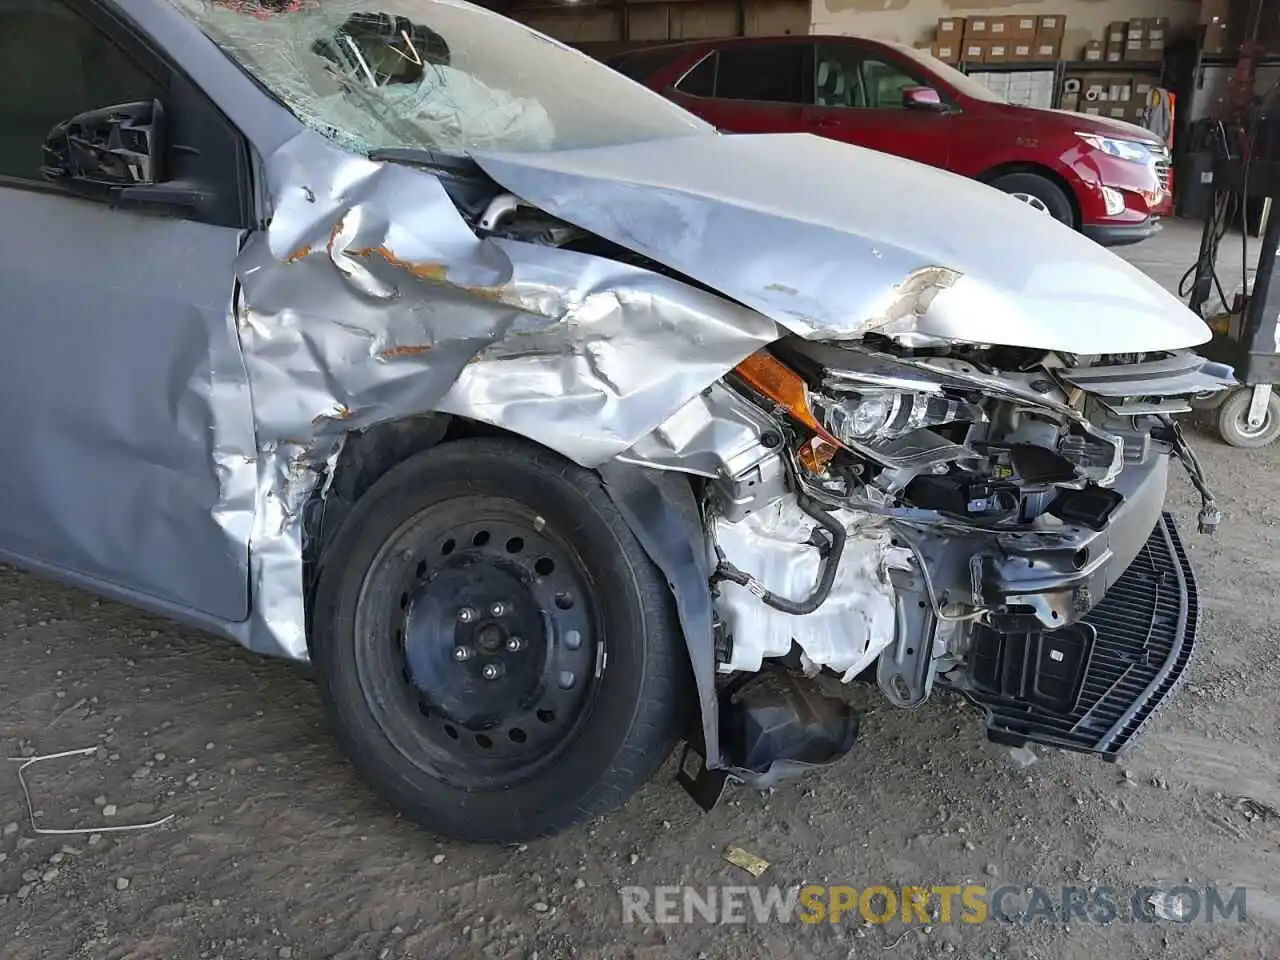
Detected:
[
  {"left": 989, "top": 171, "right": 1075, "bottom": 227},
  {"left": 1216, "top": 388, "right": 1280, "bottom": 448},
  {"left": 311, "top": 437, "right": 690, "bottom": 842}
]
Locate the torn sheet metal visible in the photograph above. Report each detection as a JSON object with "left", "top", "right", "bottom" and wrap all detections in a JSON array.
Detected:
[
  {"left": 616, "top": 382, "right": 783, "bottom": 480},
  {"left": 711, "top": 496, "right": 898, "bottom": 680},
  {"left": 472, "top": 133, "right": 1213, "bottom": 355},
  {"left": 236, "top": 130, "right": 778, "bottom": 657}
]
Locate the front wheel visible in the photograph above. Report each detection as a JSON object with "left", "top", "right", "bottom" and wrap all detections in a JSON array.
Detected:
[
  {"left": 311, "top": 437, "right": 690, "bottom": 842},
  {"left": 989, "top": 171, "right": 1075, "bottom": 227}
]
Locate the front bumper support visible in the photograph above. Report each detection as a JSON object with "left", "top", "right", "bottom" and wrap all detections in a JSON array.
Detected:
[{"left": 950, "top": 511, "right": 1198, "bottom": 759}]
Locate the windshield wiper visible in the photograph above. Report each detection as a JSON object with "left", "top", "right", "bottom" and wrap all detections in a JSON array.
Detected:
[{"left": 369, "top": 147, "right": 480, "bottom": 178}]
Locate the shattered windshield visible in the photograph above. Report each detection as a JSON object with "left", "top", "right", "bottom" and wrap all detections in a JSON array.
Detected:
[{"left": 170, "top": 0, "right": 714, "bottom": 154}]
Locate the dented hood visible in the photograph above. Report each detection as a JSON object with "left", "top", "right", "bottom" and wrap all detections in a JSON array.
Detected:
[{"left": 474, "top": 133, "right": 1210, "bottom": 355}]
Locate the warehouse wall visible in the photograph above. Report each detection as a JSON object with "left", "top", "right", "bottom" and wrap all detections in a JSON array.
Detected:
[
  {"left": 517, "top": 0, "right": 812, "bottom": 58},
  {"left": 812, "top": 0, "right": 1200, "bottom": 55}
]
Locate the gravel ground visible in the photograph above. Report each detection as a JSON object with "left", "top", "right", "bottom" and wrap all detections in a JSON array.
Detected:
[{"left": 2, "top": 222, "right": 1278, "bottom": 960}]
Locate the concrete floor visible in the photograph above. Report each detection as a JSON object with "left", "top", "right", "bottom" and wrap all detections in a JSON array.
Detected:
[{"left": 1118, "top": 215, "right": 1257, "bottom": 308}]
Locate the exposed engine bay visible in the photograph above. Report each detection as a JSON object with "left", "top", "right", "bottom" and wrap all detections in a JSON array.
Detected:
[
  {"left": 619, "top": 330, "right": 1229, "bottom": 793},
  {"left": 708, "top": 338, "right": 1221, "bottom": 671},
  {"left": 458, "top": 180, "right": 1233, "bottom": 792}
]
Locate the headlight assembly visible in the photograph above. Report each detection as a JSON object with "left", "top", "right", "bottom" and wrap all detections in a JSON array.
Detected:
[
  {"left": 730, "top": 350, "right": 983, "bottom": 466},
  {"left": 811, "top": 389, "right": 978, "bottom": 444},
  {"left": 1076, "top": 132, "right": 1154, "bottom": 165}
]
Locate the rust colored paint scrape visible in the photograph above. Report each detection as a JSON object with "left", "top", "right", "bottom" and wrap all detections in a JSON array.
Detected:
[
  {"left": 311, "top": 404, "right": 357, "bottom": 425},
  {"left": 285, "top": 243, "right": 313, "bottom": 264},
  {"left": 351, "top": 245, "right": 449, "bottom": 283},
  {"left": 379, "top": 344, "right": 433, "bottom": 359}
]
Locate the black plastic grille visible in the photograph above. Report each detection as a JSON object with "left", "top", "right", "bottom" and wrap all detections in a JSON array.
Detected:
[{"left": 967, "top": 512, "right": 1198, "bottom": 758}]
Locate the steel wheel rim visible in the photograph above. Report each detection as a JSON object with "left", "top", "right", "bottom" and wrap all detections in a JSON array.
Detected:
[{"left": 353, "top": 496, "right": 602, "bottom": 789}]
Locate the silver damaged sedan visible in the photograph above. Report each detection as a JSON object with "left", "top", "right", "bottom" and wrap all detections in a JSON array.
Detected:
[{"left": 0, "top": 0, "right": 1232, "bottom": 840}]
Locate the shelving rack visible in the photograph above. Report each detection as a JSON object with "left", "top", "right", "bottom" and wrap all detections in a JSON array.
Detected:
[{"left": 955, "top": 59, "right": 1167, "bottom": 111}]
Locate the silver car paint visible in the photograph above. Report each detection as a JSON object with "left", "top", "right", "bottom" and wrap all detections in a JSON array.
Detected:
[
  {"left": 238, "top": 129, "right": 778, "bottom": 656},
  {"left": 0, "top": 0, "right": 1208, "bottom": 665},
  {"left": 473, "top": 133, "right": 1212, "bottom": 354}
]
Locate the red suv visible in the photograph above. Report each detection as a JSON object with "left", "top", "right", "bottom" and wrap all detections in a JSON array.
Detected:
[{"left": 609, "top": 36, "right": 1173, "bottom": 246}]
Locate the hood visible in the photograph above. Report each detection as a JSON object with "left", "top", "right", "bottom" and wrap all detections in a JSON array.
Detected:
[
  {"left": 1040, "top": 107, "right": 1166, "bottom": 146},
  {"left": 474, "top": 133, "right": 1208, "bottom": 355}
]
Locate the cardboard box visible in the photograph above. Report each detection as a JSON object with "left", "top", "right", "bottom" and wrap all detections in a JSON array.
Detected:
[
  {"left": 937, "top": 16, "right": 965, "bottom": 36},
  {"left": 1034, "top": 38, "right": 1061, "bottom": 60},
  {"left": 1108, "top": 105, "right": 1128, "bottom": 119},
  {"left": 1202, "top": 0, "right": 1231, "bottom": 55},
  {"left": 962, "top": 39, "right": 987, "bottom": 62},
  {"left": 986, "top": 41, "right": 1010, "bottom": 63},
  {"left": 965, "top": 17, "right": 992, "bottom": 39},
  {"left": 1035, "top": 15, "right": 1065, "bottom": 40},
  {"left": 1128, "top": 17, "right": 1146, "bottom": 41},
  {"left": 988, "top": 17, "right": 1008, "bottom": 37},
  {"left": 1106, "top": 47, "right": 1124, "bottom": 63},
  {"left": 1083, "top": 40, "right": 1104, "bottom": 62},
  {"left": 1106, "top": 20, "right": 1127, "bottom": 46},
  {"left": 1009, "top": 41, "right": 1033, "bottom": 61},
  {"left": 1144, "top": 16, "right": 1169, "bottom": 39},
  {"left": 1084, "top": 106, "right": 1102, "bottom": 115},
  {"left": 931, "top": 41, "right": 959, "bottom": 63},
  {"left": 1200, "top": 0, "right": 1230, "bottom": 24},
  {"left": 1129, "top": 40, "right": 1164, "bottom": 62},
  {"left": 1008, "top": 15, "right": 1038, "bottom": 39}
]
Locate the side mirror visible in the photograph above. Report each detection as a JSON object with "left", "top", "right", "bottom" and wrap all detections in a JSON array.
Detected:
[
  {"left": 42, "top": 100, "right": 165, "bottom": 188},
  {"left": 902, "top": 86, "right": 947, "bottom": 112},
  {"left": 40, "top": 100, "right": 205, "bottom": 215}
]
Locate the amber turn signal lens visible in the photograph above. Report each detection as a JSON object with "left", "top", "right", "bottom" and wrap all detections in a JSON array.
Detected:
[
  {"left": 733, "top": 351, "right": 840, "bottom": 445},
  {"left": 733, "top": 351, "right": 842, "bottom": 474}
]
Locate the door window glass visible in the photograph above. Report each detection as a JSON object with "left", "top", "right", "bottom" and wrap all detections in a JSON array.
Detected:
[
  {"left": 815, "top": 44, "right": 926, "bottom": 110},
  {"left": 713, "top": 43, "right": 806, "bottom": 103},
  {"left": 674, "top": 52, "right": 717, "bottom": 98},
  {"left": 0, "top": 0, "right": 161, "bottom": 180},
  {"left": 608, "top": 46, "right": 686, "bottom": 83},
  {"left": 860, "top": 58, "right": 922, "bottom": 109}
]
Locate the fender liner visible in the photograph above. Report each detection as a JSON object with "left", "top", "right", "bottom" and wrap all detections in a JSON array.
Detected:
[
  {"left": 595, "top": 461, "right": 723, "bottom": 772},
  {"left": 597, "top": 460, "right": 848, "bottom": 805}
]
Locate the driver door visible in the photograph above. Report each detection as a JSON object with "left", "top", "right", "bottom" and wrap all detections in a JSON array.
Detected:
[
  {"left": 803, "top": 41, "right": 955, "bottom": 168},
  {"left": 0, "top": 0, "right": 255, "bottom": 621}
]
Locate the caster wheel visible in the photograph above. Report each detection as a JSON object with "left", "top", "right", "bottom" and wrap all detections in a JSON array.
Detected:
[{"left": 1216, "top": 388, "right": 1280, "bottom": 448}]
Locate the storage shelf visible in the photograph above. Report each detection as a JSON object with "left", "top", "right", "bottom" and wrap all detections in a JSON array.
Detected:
[
  {"left": 1063, "top": 60, "right": 1164, "bottom": 72},
  {"left": 1199, "top": 52, "right": 1280, "bottom": 67},
  {"left": 959, "top": 60, "right": 1058, "bottom": 72}
]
